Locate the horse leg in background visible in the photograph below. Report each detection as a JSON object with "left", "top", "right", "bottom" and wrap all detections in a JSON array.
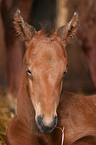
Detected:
[
  {"left": 78, "top": 0, "right": 96, "bottom": 90},
  {"left": 1, "top": 0, "right": 33, "bottom": 109}
]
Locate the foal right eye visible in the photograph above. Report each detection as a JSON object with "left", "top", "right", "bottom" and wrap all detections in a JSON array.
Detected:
[
  {"left": 27, "top": 70, "right": 32, "bottom": 75},
  {"left": 26, "top": 69, "right": 33, "bottom": 80}
]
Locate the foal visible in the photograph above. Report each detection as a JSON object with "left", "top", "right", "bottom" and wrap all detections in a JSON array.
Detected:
[{"left": 7, "top": 10, "right": 96, "bottom": 145}]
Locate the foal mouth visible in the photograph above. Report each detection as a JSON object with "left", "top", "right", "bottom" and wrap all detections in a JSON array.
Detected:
[{"left": 36, "top": 115, "right": 58, "bottom": 133}]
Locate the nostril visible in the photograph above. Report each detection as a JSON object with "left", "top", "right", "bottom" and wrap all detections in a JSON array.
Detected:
[
  {"left": 52, "top": 115, "right": 58, "bottom": 127},
  {"left": 54, "top": 115, "right": 58, "bottom": 123},
  {"left": 37, "top": 115, "right": 43, "bottom": 128}
]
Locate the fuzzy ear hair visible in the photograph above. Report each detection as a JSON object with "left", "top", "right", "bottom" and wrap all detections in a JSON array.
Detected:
[
  {"left": 57, "top": 12, "right": 79, "bottom": 42},
  {"left": 14, "top": 9, "right": 35, "bottom": 42}
]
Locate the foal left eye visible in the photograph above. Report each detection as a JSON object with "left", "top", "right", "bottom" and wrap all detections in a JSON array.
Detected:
[
  {"left": 63, "top": 71, "right": 67, "bottom": 75},
  {"left": 62, "top": 71, "right": 67, "bottom": 80}
]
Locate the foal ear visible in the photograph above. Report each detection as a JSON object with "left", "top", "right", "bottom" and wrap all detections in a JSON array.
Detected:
[
  {"left": 14, "top": 9, "right": 35, "bottom": 42},
  {"left": 57, "top": 12, "right": 79, "bottom": 42}
]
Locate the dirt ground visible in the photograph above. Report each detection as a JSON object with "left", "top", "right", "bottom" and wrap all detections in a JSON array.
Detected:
[{"left": 0, "top": 91, "right": 13, "bottom": 145}]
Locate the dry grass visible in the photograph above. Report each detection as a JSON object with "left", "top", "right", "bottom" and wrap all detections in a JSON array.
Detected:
[{"left": 0, "top": 91, "right": 14, "bottom": 145}]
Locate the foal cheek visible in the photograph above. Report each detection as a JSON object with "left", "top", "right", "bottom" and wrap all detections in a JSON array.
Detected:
[
  {"left": 28, "top": 79, "right": 42, "bottom": 113},
  {"left": 60, "top": 81, "right": 63, "bottom": 93},
  {"left": 28, "top": 79, "right": 33, "bottom": 95},
  {"left": 28, "top": 79, "right": 37, "bottom": 106}
]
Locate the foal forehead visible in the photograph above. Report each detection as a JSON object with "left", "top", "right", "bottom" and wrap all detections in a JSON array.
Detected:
[
  {"left": 26, "top": 35, "right": 67, "bottom": 71},
  {"left": 31, "top": 36, "right": 66, "bottom": 61}
]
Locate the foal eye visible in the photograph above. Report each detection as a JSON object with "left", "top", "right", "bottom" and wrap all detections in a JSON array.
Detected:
[
  {"left": 27, "top": 69, "right": 32, "bottom": 75},
  {"left": 26, "top": 69, "right": 33, "bottom": 80},
  {"left": 63, "top": 71, "right": 67, "bottom": 75},
  {"left": 62, "top": 71, "right": 67, "bottom": 80}
]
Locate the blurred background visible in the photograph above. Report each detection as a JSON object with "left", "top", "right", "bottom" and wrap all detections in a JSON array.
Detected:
[{"left": 0, "top": 0, "right": 96, "bottom": 144}]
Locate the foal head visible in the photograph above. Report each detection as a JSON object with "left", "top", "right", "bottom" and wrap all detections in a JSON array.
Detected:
[{"left": 14, "top": 10, "right": 79, "bottom": 133}]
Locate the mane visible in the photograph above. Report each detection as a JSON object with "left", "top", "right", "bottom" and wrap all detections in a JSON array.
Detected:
[{"left": 38, "top": 22, "right": 54, "bottom": 37}]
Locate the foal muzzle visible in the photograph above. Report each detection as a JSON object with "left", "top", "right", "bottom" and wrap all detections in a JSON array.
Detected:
[{"left": 36, "top": 115, "right": 58, "bottom": 133}]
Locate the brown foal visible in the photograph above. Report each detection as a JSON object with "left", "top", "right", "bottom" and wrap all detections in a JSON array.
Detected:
[{"left": 6, "top": 10, "right": 96, "bottom": 145}]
